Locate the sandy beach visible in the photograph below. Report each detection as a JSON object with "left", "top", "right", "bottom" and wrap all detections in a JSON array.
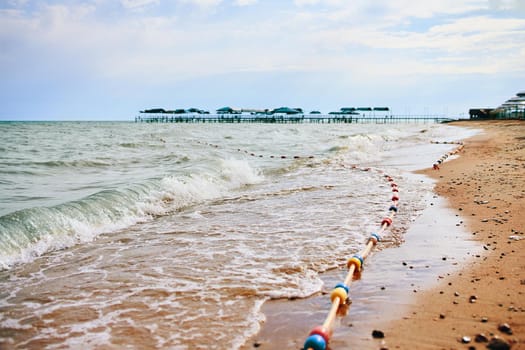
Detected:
[
  {"left": 243, "top": 120, "right": 524, "bottom": 350},
  {"left": 384, "top": 120, "right": 525, "bottom": 350}
]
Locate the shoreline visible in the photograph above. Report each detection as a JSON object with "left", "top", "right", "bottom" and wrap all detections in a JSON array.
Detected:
[
  {"left": 384, "top": 120, "right": 525, "bottom": 349},
  {"left": 241, "top": 120, "right": 525, "bottom": 349},
  {"left": 242, "top": 193, "right": 480, "bottom": 350}
]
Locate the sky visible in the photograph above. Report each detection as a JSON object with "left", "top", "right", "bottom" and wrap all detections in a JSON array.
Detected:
[{"left": 1, "top": 0, "right": 524, "bottom": 120}]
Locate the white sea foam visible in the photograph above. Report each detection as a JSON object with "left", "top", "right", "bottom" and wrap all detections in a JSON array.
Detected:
[
  {"left": 0, "top": 158, "right": 264, "bottom": 269},
  {"left": 220, "top": 158, "right": 264, "bottom": 186}
]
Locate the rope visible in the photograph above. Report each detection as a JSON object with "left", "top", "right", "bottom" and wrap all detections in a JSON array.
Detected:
[
  {"left": 193, "top": 136, "right": 467, "bottom": 349},
  {"left": 303, "top": 140, "right": 465, "bottom": 349},
  {"left": 431, "top": 141, "right": 464, "bottom": 170},
  {"left": 194, "top": 140, "right": 464, "bottom": 165},
  {"left": 195, "top": 137, "right": 469, "bottom": 348},
  {"left": 194, "top": 140, "right": 316, "bottom": 160},
  {"left": 303, "top": 172, "right": 399, "bottom": 350}
]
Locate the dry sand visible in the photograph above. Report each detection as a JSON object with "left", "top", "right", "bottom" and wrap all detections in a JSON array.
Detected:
[
  {"left": 384, "top": 120, "right": 525, "bottom": 350},
  {"left": 243, "top": 120, "right": 524, "bottom": 350}
]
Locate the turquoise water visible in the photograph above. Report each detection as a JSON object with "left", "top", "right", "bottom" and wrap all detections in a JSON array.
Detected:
[{"left": 0, "top": 121, "right": 476, "bottom": 348}]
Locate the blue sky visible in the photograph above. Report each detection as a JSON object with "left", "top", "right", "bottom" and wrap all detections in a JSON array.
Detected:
[{"left": 1, "top": 0, "right": 524, "bottom": 120}]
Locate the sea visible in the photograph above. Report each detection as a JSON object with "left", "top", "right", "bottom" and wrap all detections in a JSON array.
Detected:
[{"left": 0, "top": 121, "right": 478, "bottom": 349}]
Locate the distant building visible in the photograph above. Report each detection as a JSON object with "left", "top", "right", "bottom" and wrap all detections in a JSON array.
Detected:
[
  {"left": 496, "top": 91, "right": 525, "bottom": 119},
  {"left": 470, "top": 91, "right": 525, "bottom": 119},
  {"left": 469, "top": 108, "right": 494, "bottom": 119}
]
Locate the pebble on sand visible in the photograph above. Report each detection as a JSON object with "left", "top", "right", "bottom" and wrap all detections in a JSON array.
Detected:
[
  {"left": 372, "top": 330, "right": 385, "bottom": 339},
  {"left": 487, "top": 337, "right": 511, "bottom": 350}
]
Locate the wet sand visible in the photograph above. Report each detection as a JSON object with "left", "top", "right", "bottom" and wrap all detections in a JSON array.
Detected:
[{"left": 242, "top": 120, "right": 524, "bottom": 349}]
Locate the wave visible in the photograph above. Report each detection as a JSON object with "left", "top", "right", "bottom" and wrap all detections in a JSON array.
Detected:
[
  {"left": 1, "top": 159, "right": 113, "bottom": 169},
  {"left": 326, "top": 133, "right": 387, "bottom": 163},
  {"left": 0, "top": 158, "right": 263, "bottom": 270}
]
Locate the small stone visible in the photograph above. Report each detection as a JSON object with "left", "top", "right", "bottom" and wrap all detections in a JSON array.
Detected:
[
  {"left": 461, "top": 336, "right": 471, "bottom": 343},
  {"left": 372, "top": 330, "right": 385, "bottom": 339},
  {"left": 253, "top": 341, "right": 262, "bottom": 348},
  {"left": 439, "top": 313, "right": 445, "bottom": 319},
  {"left": 487, "top": 337, "right": 511, "bottom": 350},
  {"left": 469, "top": 295, "right": 478, "bottom": 303},
  {"left": 498, "top": 323, "right": 512, "bottom": 335},
  {"left": 481, "top": 317, "right": 488, "bottom": 323},
  {"left": 454, "top": 292, "right": 460, "bottom": 297},
  {"left": 475, "top": 333, "right": 489, "bottom": 343}
]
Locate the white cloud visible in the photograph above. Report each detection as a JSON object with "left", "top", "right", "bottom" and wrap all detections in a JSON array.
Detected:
[
  {"left": 180, "top": 0, "right": 223, "bottom": 8},
  {"left": 120, "top": 0, "right": 160, "bottom": 10},
  {"left": 294, "top": 0, "right": 321, "bottom": 6},
  {"left": 332, "top": 0, "right": 525, "bottom": 30},
  {"left": 292, "top": 0, "right": 488, "bottom": 23},
  {"left": 7, "top": 0, "right": 29, "bottom": 6},
  {"left": 234, "top": 0, "right": 257, "bottom": 6},
  {"left": 300, "top": 13, "right": 525, "bottom": 79},
  {"left": 1, "top": 0, "right": 524, "bottom": 89},
  {"left": 489, "top": 0, "right": 525, "bottom": 11},
  {"left": 381, "top": 0, "right": 486, "bottom": 19}
]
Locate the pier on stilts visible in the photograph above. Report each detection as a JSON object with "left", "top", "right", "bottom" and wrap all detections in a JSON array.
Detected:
[{"left": 134, "top": 114, "right": 456, "bottom": 124}]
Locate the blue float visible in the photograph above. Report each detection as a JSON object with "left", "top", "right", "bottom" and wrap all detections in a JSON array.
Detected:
[
  {"left": 353, "top": 254, "right": 364, "bottom": 266},
  {"left": 304, "top": 334, "right": 326, "bottom": 350},
  {"left": 370, "top": 233, "right": 382, "bottom": 242},
  {"left": 334, "top": 282, "right": 349, "bottom": 294}
]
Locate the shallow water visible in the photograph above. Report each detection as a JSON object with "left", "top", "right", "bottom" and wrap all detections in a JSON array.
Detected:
[
  {"left": 0, "top": 122, "right": 477, "bottom": 348},
  {"left": 248, "top": 184, "right": 482, "bottom": 349}
]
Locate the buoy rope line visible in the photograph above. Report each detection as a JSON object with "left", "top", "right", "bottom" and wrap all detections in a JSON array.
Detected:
[
  {"left": 431, "top": 141, "right": 464, "bottom": 170},
  {"left": 191, "top": 137, "right": 470, "bottom": 349},
  {"left": 194, "top": 140, "right": 316, "bottom": 159},
  {"left": 303, "top": 172, "right": 399, "bottom": 350},
  {"left": 302, "top": 140, "right": 465, "bottom": 349},
  {"left": 193, "top": 140, "right": 464, "bottom": 165},
  {"left": 190, "top": 137, "right": 462, "bottom": 348}
]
